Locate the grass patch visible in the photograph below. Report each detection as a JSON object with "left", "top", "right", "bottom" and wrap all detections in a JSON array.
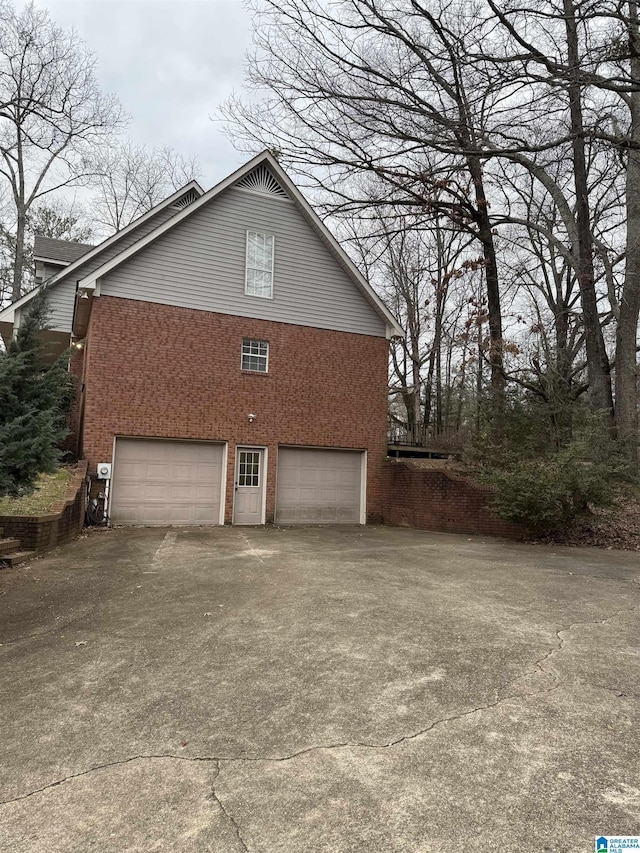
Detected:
[{"left": 0, "top": 468, "right": 74, "bottom": 516}]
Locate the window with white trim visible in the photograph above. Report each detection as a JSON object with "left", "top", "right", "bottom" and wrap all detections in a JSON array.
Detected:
[
  {"left": 241, "top": 338, "right": 269, "bottom": 372},
  {"left": 245, "top": 231, "right": 274, "bottom": 298},
  {"left": 238, "top": 450, "right": 261, "bottom": 486}
]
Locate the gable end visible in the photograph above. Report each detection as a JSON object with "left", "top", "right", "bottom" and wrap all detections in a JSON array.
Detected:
[
  {"left": 173, "top": 189, "right": 200, "bottom": 210},
  {"left": 236, "top": 164, "right": 289, "bottom": 200}
]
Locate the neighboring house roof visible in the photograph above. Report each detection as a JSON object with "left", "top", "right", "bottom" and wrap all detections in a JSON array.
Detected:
[
  {"left": 0, "top": 179, "right": 205, "bottom": 325},
  {"left": 33, "top": 235, "right": 93, "bottom": 266},
  {"left": 77, "top": 151, "right": 403, "bottom": 339}
]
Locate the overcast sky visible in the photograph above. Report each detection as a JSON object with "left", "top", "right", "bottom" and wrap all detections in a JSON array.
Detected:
[{"left": 40, "top": 0, "right": 255, "bottom": 189}]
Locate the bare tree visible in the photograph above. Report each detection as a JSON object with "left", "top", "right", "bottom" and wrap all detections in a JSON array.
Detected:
[
  {"left": 487, "top": 0, "right": 638, "bottom": 443},
  {"left": 91, "top": 142, "right": 201, "bottom": 234},
  {"left": 614, "top": 0, "right": 640, "bottom": 454},
  {"left": 0, "top": 197, "right": 92, "bottom": 306},
  {"left": 0, "top": 0, "right": 125, "bottom": 301},
  {"left": 224, "top": 0, "right": 507, "bottom": 399},
  {"left": 229, "top": 0, "right": 639, "bottom": 455},
  {"left": 344, "top": 204, "right": 479, "bottom": 445},
  {"left": 485, "top": 0, "right": 619, "bottom": 426}
]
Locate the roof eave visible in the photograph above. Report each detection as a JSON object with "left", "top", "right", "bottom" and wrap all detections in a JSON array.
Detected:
[
  {"left": 53, "top": 178, "right": 206, "bottom": 287},
  {"left": 0, "top": 179, "right": 207, "bottom": 323},
  {"left": 77, "top": 150, "right": 405, "bottom": 338},
  {"left": 33, "top": 255, "right": 71, "bottom": 266}
]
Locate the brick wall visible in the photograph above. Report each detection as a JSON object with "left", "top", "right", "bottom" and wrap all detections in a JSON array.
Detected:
[
  {"left": 81, "top": 297, "right": 389, "bottom": 523},
  {"left": 382, "top": 459, "right": 526, "bottom": 539},
  {"left": 0, "top": 461, "right": 87, "bottom": 551}
]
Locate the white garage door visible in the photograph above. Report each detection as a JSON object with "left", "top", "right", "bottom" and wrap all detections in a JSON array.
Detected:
[
  {"left": 111, "top": 439, "right": 225, "bottom": 525},
  {"left": 276, "top": 447, "right": 364, "bottom": 524}
]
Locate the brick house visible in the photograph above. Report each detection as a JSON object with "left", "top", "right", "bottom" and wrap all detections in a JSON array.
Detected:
[{"left": 0, "top": 152, "right": 401, "bottom": 526}]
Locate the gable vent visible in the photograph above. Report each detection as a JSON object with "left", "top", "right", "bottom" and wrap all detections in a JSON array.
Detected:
[
  {"left": 236, "top": 164, "right": 288, "bottom": 198},
  {"left": 173, "top": 189, "right": 199, "bottom": 210}
]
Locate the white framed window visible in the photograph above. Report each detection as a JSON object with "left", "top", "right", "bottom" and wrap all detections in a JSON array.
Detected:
[
  {"left": 245, "top": 231, "right": 274, "bottom": 298},
  {"left": 238, "top": 450, "right": 261, "bottom": 486},
  {"left": 241, "top": 338, "right": 269, "bottom": 372}
]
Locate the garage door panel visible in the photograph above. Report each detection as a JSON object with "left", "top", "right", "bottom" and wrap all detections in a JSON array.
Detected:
[
  {"left": 276, "top": 447, "right": 363, "bottom": 524},
  {"left": 111, "top": 439, "right": 224, "bottom": 525}
]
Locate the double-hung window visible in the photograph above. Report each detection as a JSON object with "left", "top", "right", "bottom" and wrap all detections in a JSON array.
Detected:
[
  {"left": 241, "top": 338, "right": 269, "bottom": 372},
  {"left": 245, "top": 231, "right": 274, "bottom": 298}
]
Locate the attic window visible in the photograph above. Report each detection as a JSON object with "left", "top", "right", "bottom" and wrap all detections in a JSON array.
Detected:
[
  {"left": 173, "top": 189, "right": 199, "bottom": 210},
  {"left": 236, "top": 164, "right": 288, "bottom": 198}
]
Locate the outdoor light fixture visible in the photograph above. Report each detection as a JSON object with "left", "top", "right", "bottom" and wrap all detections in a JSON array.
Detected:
[
  {"left": 248, "top": 413, "right": 256, "bottom": 423},
  {"left": 79, "top": 289, "right": 90, "bottom": 299}
]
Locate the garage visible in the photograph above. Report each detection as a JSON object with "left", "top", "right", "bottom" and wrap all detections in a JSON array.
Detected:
[
  {"left": 110, "top": 438, "right": 225, "bottom": 525},
  {"left": 275, "top": 447, "right": 364, "bottom": 524}
]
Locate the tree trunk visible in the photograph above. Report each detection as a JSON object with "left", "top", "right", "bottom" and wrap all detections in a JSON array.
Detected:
[
  {"left": 12, "top": 205, "right": 26, "bottom": 303},
  {"left": 476, "top": 325, "right": 483, "bottom": 433},
  {"left": 467, "top": 156, "right": 504, "bottom": 411},
  {"left": 615, "top": 0, "right": 640, "bottom": 464},
  {"left": 423, "top": 345, "right": 436, "bottom": 436},
  {"left": 553, "top": 275, "right": 574, "bottom": 445},
  {"left": 563, "top": 0, "right": 615, "bottom": 423},
  {"left": 435, "top": 305, "right": 443, "bottom": 435},
  {"left": 410, "top": 320, "right": 423, "bottom": 443}
]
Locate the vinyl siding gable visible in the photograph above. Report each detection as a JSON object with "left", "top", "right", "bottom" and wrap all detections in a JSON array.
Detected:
[
  {"left": 100, "top": 187, "right": 387, "bottom": 337},
  {"left": 42, "top": 205, "right": 179, "bottom": 333}
]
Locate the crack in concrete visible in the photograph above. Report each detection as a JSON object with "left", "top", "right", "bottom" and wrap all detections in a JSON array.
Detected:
[
  {"left": 211, "top": 760, "right": 250, "bottom": 852},
  {"left": 495, "top": 603, "right": 640, "bottom": 699},
  {"left": 0, "top": 754, "right": 216, "bottom": 807},
  {"left": 3, "top": 604, "right": 638, "bottom": 811},
  {"left": 238, "top": 532, "right": 267, "bottom": 566},
  {"left": 553, "top": 603, "right": 639, "bottom": 651},
  {"left": 579, "top": 681, "right": 640, "bottom": 700}
]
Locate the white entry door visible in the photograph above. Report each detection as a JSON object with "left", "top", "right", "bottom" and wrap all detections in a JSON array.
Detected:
[{"left": 233, "top": 448, "right": 265, "bottom": 524}]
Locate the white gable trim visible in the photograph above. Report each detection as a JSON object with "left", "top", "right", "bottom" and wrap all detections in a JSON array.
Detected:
[
  {"left": 0, "top": 287, "right": 39, "bottom": 324},
  {"left": 33, "top": 256, "right": 71, "bottom": 266},
  {"left": 78, "top": 152, "right": 404, "bottom": 339},
  {"left": 0, "top": 179, "right": 205, "bottom": 326}
]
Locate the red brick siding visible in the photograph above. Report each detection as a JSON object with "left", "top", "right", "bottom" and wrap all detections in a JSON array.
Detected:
[
  {"left": 382, "top": 460, "right": 526, "bottom": 539},
  {"left": 81, "top": 296, "right": 389, "bottom": 523}
]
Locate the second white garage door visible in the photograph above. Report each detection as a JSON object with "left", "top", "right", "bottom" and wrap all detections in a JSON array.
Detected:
[
  {"left": 110, "top": 438, "right": 225, "bottom": 525},
  {"left": 276, "top": 447, "right": 364, "bottom": 524}
]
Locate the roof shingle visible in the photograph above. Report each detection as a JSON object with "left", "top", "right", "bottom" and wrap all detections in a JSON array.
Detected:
[{"left": 33, "top": 235, "right": 93, "bottom": 265}]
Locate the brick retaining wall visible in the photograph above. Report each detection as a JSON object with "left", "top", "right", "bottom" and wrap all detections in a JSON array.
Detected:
[
  {"left": 382, "top": 459, "right": 525, "bottom": 539},
  {"left": 0, "top": 461, "right": 88, "bottom": 552}
]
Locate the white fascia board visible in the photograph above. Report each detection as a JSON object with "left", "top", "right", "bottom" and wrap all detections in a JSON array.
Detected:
[
  {"left": 53, "top": 178, "right": 205, "bottom": 288},
  {"left": 77, "top": 151, "right": 404, "bottom": 339},
  {"left": 0, "top": 179, "right": 206, "bottom": 325},
  {"left": 0, "top": 286, "right": 39, "bottom": 324},
  {"left": 261, "top": 154, "right": 404, "bottom": 340},
  {"left": 33, "top": 256, "right": 70, "bottom": 267}
]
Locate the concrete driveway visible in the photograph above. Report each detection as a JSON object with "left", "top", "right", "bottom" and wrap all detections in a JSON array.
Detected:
[{"left": 0, "top": 526, "right": 638, "bottom": 852}]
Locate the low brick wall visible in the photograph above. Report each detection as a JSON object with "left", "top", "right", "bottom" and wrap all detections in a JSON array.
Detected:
[
  {"left": 0, "top": 461, "right": 88, "bottom": 552},
  {"left": 382, "top": 459, "right": 525, "bottom": 539}
]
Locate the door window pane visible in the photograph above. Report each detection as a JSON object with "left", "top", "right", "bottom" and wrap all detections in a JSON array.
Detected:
[{"left": 238, "top": 451, "right": 260, "bottom": 486}]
